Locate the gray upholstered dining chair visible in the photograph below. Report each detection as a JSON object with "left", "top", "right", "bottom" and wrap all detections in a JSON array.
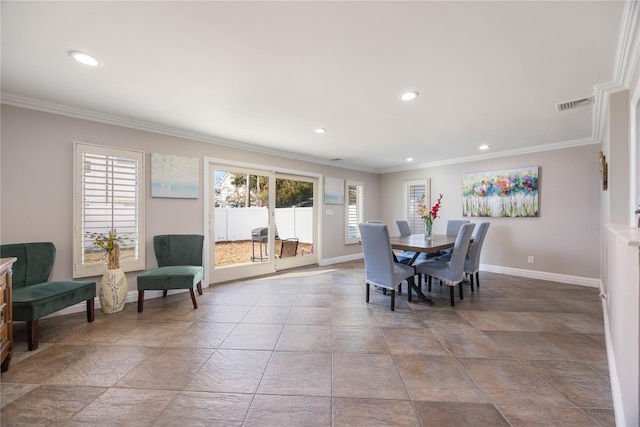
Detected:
[
  {"left": 137, "top": 234, "right": 204, "bottom": 312},
  {"left": 415, "top": 223, "right": 475, "bottom": 306},
  {"left": 439, "top": 222, "right": 490, "bottom": 292},
  {"left": 393, "top": 220, "right": 418, "bottom": 265},
  {"left": 395, "top": 220, "right": 412, "bottom": 236},
  {"left": 465, "top": 222, "right": 490, "bottom": 290},
  {"left": 359, "top": 222, "right": 416, "bottom": 311},
  {"left": 435, "top": 219, "right": 471, "bottom": 257},
  {"left": 446, "top": 219, "right": 470, "bottom": 236}
]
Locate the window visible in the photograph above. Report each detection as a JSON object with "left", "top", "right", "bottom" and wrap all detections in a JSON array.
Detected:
[
  {"left": 345, "top": 181, "right": 364, "bottom": 244},
  {"left": 404, "top": 179, "right": 430, "bottom": 234},
  {"left": 73, "top": 143, "right": 145, "bottom": 277}
]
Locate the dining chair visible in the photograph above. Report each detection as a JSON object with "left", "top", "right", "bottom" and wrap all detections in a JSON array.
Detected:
[
  {"left": 438, "top": 222, "right": 490, "bottom": 292},
  {"left": 359, "top": 222, "right": 416, "bottom": 311},
  {"left": 464, "top": 222, "right": 490, "bottom": 290},
  {"left": 393, "top": 220, "right": 418, "bottom": 265},
  {"left": 446, "top": 219, "right": 470, "bottom": 236},
  {"left": 435, "top": 219, "right": 471, "bottom": 258},
  {"left": 415, "top": 223, "right": 475, "bottom": 306}
]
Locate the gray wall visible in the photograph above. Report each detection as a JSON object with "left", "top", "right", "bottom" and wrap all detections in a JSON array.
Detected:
[
  {"left": 0, "top": 105, "right": 378, "bottom": 285},
  {"left": 380, "top": 144, "right": 601, "bottom": 279}
]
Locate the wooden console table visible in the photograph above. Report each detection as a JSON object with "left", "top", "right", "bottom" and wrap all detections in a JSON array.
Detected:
[{"left": 1, "top": 257, "right": 16, "bottom": 372}]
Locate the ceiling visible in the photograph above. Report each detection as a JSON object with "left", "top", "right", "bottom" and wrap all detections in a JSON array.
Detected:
[{"left": 1, "top": 1, "right": 626, "bottom": 173}]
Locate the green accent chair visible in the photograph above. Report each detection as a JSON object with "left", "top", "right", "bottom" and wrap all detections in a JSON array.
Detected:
[
  {"left": 0, "top": 242, "right": 96, "bottom": 351},
  {"left": 136, "top": 234, "right": 204, "bottom": 312}
]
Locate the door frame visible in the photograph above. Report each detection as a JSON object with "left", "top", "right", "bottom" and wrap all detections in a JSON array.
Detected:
[{"left": 203, "top": 157, "right": 322, "bottom": 285}]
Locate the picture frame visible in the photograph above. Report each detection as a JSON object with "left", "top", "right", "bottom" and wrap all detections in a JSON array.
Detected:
[
  {"left": 324, "top": 177, "right": 345, "bottom": 205},
  {"left": 151, "top": 153, "right": 200, "bottom": 199},
  {"left": 462, "top": 166, "right": 539, "bottom": 217}
]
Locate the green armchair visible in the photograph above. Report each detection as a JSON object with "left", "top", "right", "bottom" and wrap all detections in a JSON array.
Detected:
[
  {"left": 0, "top": 242, "right": 96, "bottom": 351},
  {"left": 136, "top": 234, "right": 204, "bottom": 312}
]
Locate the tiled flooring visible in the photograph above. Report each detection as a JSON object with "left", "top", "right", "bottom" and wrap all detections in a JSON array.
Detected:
[{"left": 1, "top": 262, "right": 614, "bottom": 426}]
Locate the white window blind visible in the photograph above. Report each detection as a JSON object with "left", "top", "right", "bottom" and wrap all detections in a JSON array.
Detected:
[
  {"left": 73, "top": 143, "right": 145, "bottom": 277},
  {"left": 345, "top": 181, "right": 364, "bottom": 244},
  {"left": 404, "top": 179, "right": 430, "bottom": 234}
]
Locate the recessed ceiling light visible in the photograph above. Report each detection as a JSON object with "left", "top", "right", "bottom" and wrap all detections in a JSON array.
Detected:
[
  {"left": 406, "top": 157, "right": 414, "bottom": 162},
  {"left": 315, "top": 128, "right": 327, "bottom": 134},
  {"left": 479, "top": 144, "right": 491, "bottom": 150},
  {"left": 400, "top": 91, "right": 419, "bottom": 101},
  {"left": 68, "top": 50, "right": 100, "bottom": 67}
]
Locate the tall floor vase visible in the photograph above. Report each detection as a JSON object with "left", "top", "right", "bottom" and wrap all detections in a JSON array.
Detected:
[{"left": 99, "top": 268, "right": 127, "bottom": 314}]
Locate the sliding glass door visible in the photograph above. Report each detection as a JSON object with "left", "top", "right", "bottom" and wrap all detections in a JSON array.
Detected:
[
  {"left": 273, "top": 173, "right": 317, "bottom": 270},
  {"left": 207, "top": 162, "right": 318, "bottom": 284}
]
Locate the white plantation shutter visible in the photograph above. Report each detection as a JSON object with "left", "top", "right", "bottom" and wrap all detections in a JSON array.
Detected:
[
  {"left": 345, "top": 181, "right": 364, "bottom": 244},
  {"left": 73, "top": 143, "right": 145, "bottom": 277},
  {"left": 404, "top": 179, "right": 430, "bottom": 234}
]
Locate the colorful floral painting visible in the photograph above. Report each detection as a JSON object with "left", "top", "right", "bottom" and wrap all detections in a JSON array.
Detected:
[{"left": 462, "top": 166, "right": 539, "bottom": 217}]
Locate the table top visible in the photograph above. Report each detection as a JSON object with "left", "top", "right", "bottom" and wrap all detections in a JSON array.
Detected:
[{"left": 389, "top": 234, "right": 457, "bottom": 253}]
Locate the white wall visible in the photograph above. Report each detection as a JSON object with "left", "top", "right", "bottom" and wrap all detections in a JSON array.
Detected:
[
  {"left": 0, "top": 105, "right": 379, "bottom": 287},
  {"left": 380, "top": 144, "right": 601, "bottom": 282},
  {"left": 601, "top": 86, "right": 640, "bottom": 426}
]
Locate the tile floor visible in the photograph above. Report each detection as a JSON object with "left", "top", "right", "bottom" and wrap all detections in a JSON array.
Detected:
[{"left": 0, "top": 262, "right": 615, "bottom": 426}]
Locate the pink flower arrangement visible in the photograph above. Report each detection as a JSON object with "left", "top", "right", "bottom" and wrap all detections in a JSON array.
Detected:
[
  {"left": 418, "top": 193, "right": 443, "bottom": 223},
  {"left": 418, "top": 193, "right": 443, "bottom": 238}
]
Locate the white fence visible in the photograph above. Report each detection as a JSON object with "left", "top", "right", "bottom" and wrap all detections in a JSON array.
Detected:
[{"left": 214, "top": 207, "right": 313, "bottom": 243}]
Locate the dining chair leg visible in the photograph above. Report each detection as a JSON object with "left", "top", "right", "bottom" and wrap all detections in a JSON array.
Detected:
[
  {"left": 449, "top": 286, "right": 455, "bottom": 306},
  {"left": 428, "top": 275, "right": 432, "bottom": 292},
  {"left": 407, "top": 277, "right": 413, "bottom": 303},
  {"left": 390, "top": 289, "right": 395, "bottom": 311},
  {"left": 469, "top": 274, "right": 475, "bottom": 292},
  {"left": 476, "top": 272, "right": 480, "bottom": 288},
  {"left": 459, "top": 282, "right": 464, "bottom": 300},
  {"left": 366, "top": 282, "right": 370, "bottom": 303}
]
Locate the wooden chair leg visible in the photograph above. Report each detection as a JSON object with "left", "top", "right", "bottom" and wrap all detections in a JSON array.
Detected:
[
  {"left": 407, "top": 277, "right": 413, "bottom": 303},
  {"left": 428, "top": 275, "right": 432, "bottom": 292},
  {"left": 459, "top": 282, "right": 464, "bottom": 300},
  {"left": 366, "top": 282, "right": 370, "bottom": 303},
  {"left": 26, "top": 320, "right": 38, "bottom": 351},
  {"left": 476, "top": 272, "right": 480, "bottom": 288},
  {"left": 189, "top": 288, "right": 198, "bottom": 309},
  {"left": 137, "top": 290, "right": 144, "bottom": 312},
  {"left": 87, "top": 299, "right": 95, "bottom": 322},
  {"left": 197, "top": 281, "right": 203, "bottom": 295},
  {"left": 163, "top": 290, "right": 168, "bottom": 297},
  {"left": 449, "top": 287, "right": 455, "bottom": 307},
  {"left": 469, "top": 274, "right": 475, "bottom": 292},
  {"left": 390, "top": 289, "right": 395, "bottom": 311}
]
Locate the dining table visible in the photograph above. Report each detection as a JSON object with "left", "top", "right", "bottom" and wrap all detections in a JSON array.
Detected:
[{"left": 388, "top": 233, "right": 459, "bottom": 304}]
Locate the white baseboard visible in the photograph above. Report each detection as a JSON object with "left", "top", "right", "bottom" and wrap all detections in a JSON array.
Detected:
[
  {"left": 40, "top": 287, "right": 205, "bottom": 319},
  {"left": 479, "top": 263, "right": 599, "bottom": 288},
  {"left": 600, "top": 297, "right": 625, "bottom": 427},
  {"left": 320, "top": 253, "right": 363, "bottom": 266},
  {"left": 39, "top": 263, "right": 596, "bottom": 319}
]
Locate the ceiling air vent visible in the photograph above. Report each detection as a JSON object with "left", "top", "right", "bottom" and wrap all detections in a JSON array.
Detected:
[{"left": 556, "top": 96, "right": 594, "bottom": 112}]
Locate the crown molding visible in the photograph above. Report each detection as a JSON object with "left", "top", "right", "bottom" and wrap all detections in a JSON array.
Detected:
[
  {"left": 0, "top": 93, "right": 378, "bottom": 174},
  {"left": 613, "top": 0, "right": 640, "bottom": 88},
  {"left": 593, "top": 80, "right": 627, "bottom": 143},
  {"left": 380, "top": 136, "right": 599, "bottom": 174}
]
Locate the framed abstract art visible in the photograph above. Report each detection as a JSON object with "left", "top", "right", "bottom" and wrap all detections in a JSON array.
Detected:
[{"left": 462, "top": 166, "right": 539, "bottom": 217}]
